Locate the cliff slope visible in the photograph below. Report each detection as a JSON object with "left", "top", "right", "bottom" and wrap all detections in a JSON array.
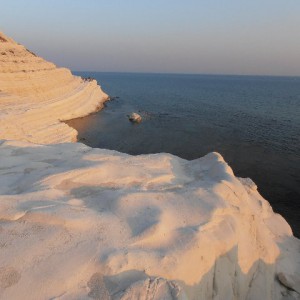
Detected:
[{"left": 0, "top": 32, "right": 108, "bottom": 144}]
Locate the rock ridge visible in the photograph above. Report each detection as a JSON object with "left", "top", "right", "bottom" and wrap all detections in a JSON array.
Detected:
[{"left": 0, "top": 31, "right": 108, "bottom": 144}]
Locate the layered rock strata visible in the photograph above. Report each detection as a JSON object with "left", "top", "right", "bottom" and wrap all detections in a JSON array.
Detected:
[
  {"left": 0, "top": 32, "right": 299, "bottom": 300},
  {"left": 0, "top": 32, "right": 108, "bottom": 144}
]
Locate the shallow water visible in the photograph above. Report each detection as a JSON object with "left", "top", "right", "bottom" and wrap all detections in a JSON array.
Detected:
[{"left": 68, "top": 72, "right": 300, "bottom": 236}]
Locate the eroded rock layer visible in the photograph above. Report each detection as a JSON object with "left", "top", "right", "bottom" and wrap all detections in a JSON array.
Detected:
[
  {"left": 0, "top": 140, "right": 299, "bottom": 299},
  {"left": 0, "top": 31, "right": 299, "bottom": 300},
  {"left": 0, "top": 32, "right": 108, "bottom": 144}
]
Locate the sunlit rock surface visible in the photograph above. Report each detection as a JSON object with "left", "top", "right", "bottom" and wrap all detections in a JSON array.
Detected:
[
  {"left": 0, "top": 31, "right": 299, "bottom": 299},
  {"left": 0, "top": 31, "right": 108, "bottom": 144},
  {"left": 0, "top": 140, "right": 299, "bottom": 299}
]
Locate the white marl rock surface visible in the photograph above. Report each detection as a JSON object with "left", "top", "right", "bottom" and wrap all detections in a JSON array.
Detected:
[
  {"left": 0, "top": 31, "right": 108, "bottom": 144},
  {"left": 0, "top": 140, "right": 299, "bottom": 299},
  {"left": 0, "top": 32, "right": 299, "bottom": 300}
]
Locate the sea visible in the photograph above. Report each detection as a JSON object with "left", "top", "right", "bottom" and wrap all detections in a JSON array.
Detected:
[{"left": 68, "top": 72, "right": 300, "bottom": 237}]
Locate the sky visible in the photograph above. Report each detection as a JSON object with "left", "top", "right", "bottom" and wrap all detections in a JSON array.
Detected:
[{"left": 1, "top": 0, "right": 300, "bottom": 76}]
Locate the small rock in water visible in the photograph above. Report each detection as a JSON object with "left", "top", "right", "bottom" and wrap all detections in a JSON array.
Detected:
[
  {"left": 109, "top": 96, "right": 119, "bottom": 101},
  {"left": 128, "top": 112, "right": 142, "bottom": 123}
]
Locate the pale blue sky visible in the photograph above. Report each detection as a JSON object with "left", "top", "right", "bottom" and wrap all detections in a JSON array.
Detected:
[{"left": 1, "top": 0, "right": 300, "bottom": 76}]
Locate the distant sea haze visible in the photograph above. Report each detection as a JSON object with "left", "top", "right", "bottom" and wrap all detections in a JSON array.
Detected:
[{"left": 68, "top": 72, "right": 300, "bottom": 237}]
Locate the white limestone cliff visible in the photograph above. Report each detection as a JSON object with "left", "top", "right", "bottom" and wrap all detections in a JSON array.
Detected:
[
  {"left": 0, "top": 141, "right": 299, "bottom": 299},
  {"left": 0, "top": 32, "right": 299, "bottom": 300},
  {"left": 0, "top": 31, "right": 108, "bottom": 144}
]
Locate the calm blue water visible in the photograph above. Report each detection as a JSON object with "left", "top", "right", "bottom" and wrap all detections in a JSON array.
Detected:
[{"left": 69, "top": 72, "right": 300, "bottom": 236}]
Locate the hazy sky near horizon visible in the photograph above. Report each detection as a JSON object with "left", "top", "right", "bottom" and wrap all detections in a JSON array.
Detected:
[{"left": 1, "top": 0, "right": 300, "bottom": 76}]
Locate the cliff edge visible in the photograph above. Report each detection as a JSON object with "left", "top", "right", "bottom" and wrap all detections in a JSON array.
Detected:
[{"left": 0, "top": 141, "right": 299, "bottom": 299}]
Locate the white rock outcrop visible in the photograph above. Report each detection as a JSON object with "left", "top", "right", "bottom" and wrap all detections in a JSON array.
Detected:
[
  {"left": 0, "top": 32, "right": 299, "bottom": 300},
  {"left": 0, "top": 31, "right": 108, "bottom": 144},
  {"left": 0, "top": 140, "right": 299, "bottom": 299}
]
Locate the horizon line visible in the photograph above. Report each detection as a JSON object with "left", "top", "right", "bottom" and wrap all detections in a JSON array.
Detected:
[{"left": 72, "top": 70, "right": 300, "bottom": 79}]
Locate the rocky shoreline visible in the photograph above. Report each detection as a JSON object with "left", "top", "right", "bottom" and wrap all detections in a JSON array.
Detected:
[{"left": 0, "top": 31, "right": 299, "bottom": 299}]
